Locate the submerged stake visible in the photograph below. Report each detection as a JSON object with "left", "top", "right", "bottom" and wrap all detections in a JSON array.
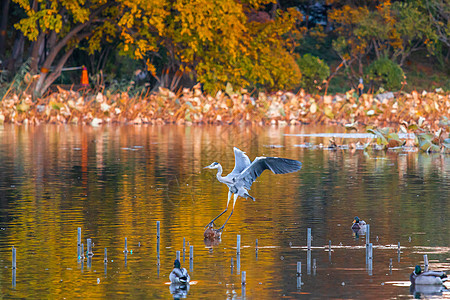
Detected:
[
  {"left": 156, "top": 221, "right": 160, "bottom": 260},
  {"left": 176, "top": 251, "right": 180, "bottom": 261},
  {"left": 104, "top": 248, "right": 107, "bottom": 263},
  {"left": 307, "top": 228, "right": 311, "bottom": 250},
  {"left": 242, "top": 271, "right": 246, "bottom": 285},
  {"left": 77, "top": 227, "right": 81, "bottom": 258},
  {"left": 87, "top": 238, "right": 93, "bottom": 256},
  {"left": 237, "top": 235, "right": 241, "bottom": 254},
  {"left": 124, "top": 237, "right": 128, "bottom": 253},
  {"left": 424, "top": 254, "right": 429, "bottom": 271},
  {"left": 297, "top": 262, "right": 302, "bottom": 276},
  {"left": 183, "top": 238, "right": 186, "bottom": 262},
  {"left": 12, "top": 246, "right": 16, "bottom": 270}
]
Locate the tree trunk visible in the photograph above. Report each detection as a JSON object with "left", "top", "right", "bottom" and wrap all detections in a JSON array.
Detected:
[
  {"left": 30, "top": 33, "right": 44, "bottom": 74},
  {"left": 40, "top": 48, "right": 74, "bottom": 94},
  {"left": 0, "top": 0, "right": 10, "bottom": 59},
  {"left": 6, "top": 32, "right": 24, "bottom": 74}
]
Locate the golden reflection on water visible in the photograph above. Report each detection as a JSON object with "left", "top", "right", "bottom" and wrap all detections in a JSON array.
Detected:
[{"left": 0, "top": 124, "right": 449, "bottom": 299}]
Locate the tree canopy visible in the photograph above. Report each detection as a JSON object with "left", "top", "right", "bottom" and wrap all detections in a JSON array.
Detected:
[
  {"left": 1, "top": 0, "right": 448, "bottom": 96},
  {"left": 9, "top": 0, "right": 303, "bottom": 95}
]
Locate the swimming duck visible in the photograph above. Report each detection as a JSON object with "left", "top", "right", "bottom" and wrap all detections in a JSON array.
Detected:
[
  {"left": 169, "top": 259, "right": 190, "bottom": 284},
  {"left": 351, "top": 216, "right": 366, "bottom": 231},
  {"left": 410, "top": 265, "right": 447, "bottom": 285}
]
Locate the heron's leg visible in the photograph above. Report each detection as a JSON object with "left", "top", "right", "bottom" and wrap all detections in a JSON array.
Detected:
[
  {"left": 204, "top": 191, "right": 232, "bottom": 228},
  {"left": 218, "top": 194, "right": 239, "bottom": 231}
]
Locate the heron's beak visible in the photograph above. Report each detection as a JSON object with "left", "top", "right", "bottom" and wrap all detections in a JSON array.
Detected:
[
  {"left": 204, "top": 165, "right": 212, "bottom": 169},
  {"left": 352, "top": 219, "right": 356, "bottom": 224}
]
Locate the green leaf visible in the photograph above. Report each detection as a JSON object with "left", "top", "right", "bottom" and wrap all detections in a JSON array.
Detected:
[{"left": 367, "top": 128, "right": 388, "bottom": 145}]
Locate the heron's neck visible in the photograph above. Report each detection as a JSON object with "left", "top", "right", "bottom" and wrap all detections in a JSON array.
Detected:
[{"left": 216, "top": 164, "right": 224, "bottom": 180}]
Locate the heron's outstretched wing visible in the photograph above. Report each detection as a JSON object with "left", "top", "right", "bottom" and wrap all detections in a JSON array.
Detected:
[
  {"left": 225, "top": 147, "right": 251, "bottom": 180},
  {"left": 237, "top": 157, "right": 302, "bottom": 189}
]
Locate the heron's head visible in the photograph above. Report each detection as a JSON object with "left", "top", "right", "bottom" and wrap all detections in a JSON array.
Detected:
[
  {"left": 204, "top": 162, "right": 220, "bottom": 169},
  {"left": 414, "top": 265, "right": 422, "bottom": 275},
  {"left": 353, "top": 216, "right": 360, "bottom": 224},
  {"left": 174, "top": 259, "right": 181, "bottom": 269}
]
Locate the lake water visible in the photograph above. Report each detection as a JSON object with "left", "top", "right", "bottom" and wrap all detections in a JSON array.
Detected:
[{"left": 0, "top": 125, "right": 449, "bottom": 299}]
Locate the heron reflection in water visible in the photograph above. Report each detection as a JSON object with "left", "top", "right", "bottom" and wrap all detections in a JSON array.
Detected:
[{"left": 204, "top": 147, "right": 302, "bottom": 231}]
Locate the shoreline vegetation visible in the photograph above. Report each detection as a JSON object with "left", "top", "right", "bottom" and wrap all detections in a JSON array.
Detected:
[{"left": 1, "top": 84, "right": 449, "bottom": 153}]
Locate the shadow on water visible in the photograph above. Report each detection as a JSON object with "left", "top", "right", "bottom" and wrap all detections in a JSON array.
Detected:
[{"left": 0, "top": 124, "right": 448, "bottom": 298}]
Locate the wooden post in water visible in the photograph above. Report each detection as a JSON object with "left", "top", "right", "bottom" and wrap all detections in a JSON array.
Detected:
[
  {"left": 307, "top": 228, "right": 311, "bottom": 250},
  {"left": 397, "top": 242, "right": 401, "bottom": 262},
  {"left": 124, "top": 237, "right": 128, "bottom": 253},
  {"left": 176, "top": 251, "right": 180, "bottom": 261},
  {"left": 183, "top": 238, "right": 186, "bottom": 262},
  {"left": 77, "top": 227, "right": 81, "bottom": 259},
  {"left": 366, "top": 224, "right": 370, "bottom": 246},
  {"left": 87, "top": 255, "right": 92, "bottom": 269},
  {"left": 87, "top": 238, "right": 93, "bottom": 256},
  {"left": 12, "top": 247, "right": 17, "bottom": 287},
  {"left": 237, "top": 235, "right": 241, "bottom": 254},
  {"left": 423, "top": 254, "right": 429, "bottom": 272},
  {"left": 307, "top": 249, "right": 311, "bottom": 275},
  {"left": 328, "top": 240, "right": 332, "bottom": 262},
  {"left": 189, "top": 245, "right": 194, "bottom": 272},
  {"left": 255, "top": 239, "right": 258, "bottom": 251},
  {"left": 231, "top": 257, "right": 234, "bottom": 274},
  {"left": 389, "top": 258, "right": 393, "bottom": 274},
  {"left": 313, "top": 258, "right": 317, "bottom": 276},
  {"left": 237, "top": 253, "right": 241, "bottom": 275},
  {"left": 104, "top": 248, "right": 107, "bottom": 263},
  {"left": 12, "top": 268, "right": 16, "bottom": 288},
  {"left": 242, "top": 270, "right": 246, "bottom": 298},
  {"left": 12, "top": 246, "right": 16, "bottom": 270},
  {"left": 297, "top": 262, "right": 302, "bottom": 289},
  {"left": 156, "top": 221, "right": 160, "bottom": 265},
  {"left": 81, "top": 243, "right": 85, "bottom": 259}
]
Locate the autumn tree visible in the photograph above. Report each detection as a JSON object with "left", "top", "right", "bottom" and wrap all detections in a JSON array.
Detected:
[
  {"left": 121, "top": 0, "right": 303, "bottom": 93},
  {"left": 328, "top": 0, "right": 439, "bottom": 84},
  {"left": 13, "top": 0, "right": 302, "bottom": 96}
]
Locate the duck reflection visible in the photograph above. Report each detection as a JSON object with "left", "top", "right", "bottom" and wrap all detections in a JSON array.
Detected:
[
  {"left": 410, "top": 284, "right": 448, "bottom": 298},
  {"left": 169, "top": 283, "right": 190, "bottom": 299}
]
